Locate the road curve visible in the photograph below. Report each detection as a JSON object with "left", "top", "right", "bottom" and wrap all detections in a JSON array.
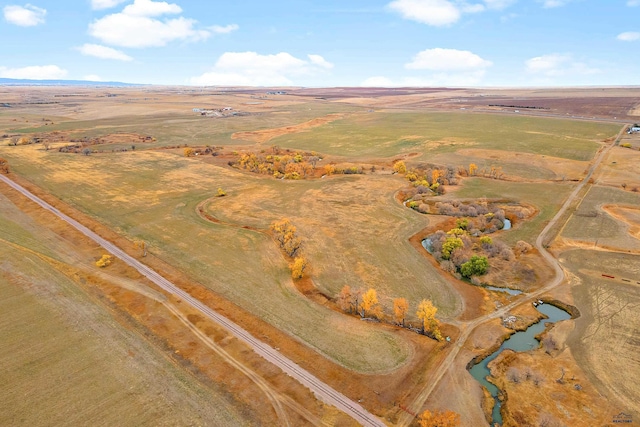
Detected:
[
  {"left": 397, "top": 124, "right": 629, "bottom": 426},
  {"left": 0, "top": 174, "right": 386, "bottom": 427}
]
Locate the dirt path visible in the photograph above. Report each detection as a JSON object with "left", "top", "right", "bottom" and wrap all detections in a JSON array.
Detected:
[
  {"left": 396, "top": 123, "right": 629, "bottom": 426},
  {"left": 0, "top": 174, "right": 386, "bottom": 427}
]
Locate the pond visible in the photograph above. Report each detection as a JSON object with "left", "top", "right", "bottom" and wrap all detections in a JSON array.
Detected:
[
  {"left": 484, "top": 286, "right": 522, "bottom": 296},
  {"left": 468, "top": 303, "right": 571, "bottom": 426},
  {"left": 502, "top": 219, "right": 512, "bottom": 230}
]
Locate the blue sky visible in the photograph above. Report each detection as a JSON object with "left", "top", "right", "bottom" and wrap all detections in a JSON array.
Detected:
[{"left": 1, "top": 0, "right": 639, "bottom": 86}]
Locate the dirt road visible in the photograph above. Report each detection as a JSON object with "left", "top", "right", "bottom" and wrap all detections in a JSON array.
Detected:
[
  {"left": 396, "top": 124, "right": 628, "bottom": 426},
  {"left": 0, "top": 174, "right": 386, "bottom": 427}
]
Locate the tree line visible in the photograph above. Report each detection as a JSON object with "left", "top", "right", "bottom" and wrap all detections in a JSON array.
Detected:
[{"left": 337, "top": 285, "right": 444, "bottom": 341}]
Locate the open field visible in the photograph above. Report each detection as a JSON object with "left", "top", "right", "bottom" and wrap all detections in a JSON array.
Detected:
[
  {"left": 560, "top": 186, "right": 640, "bottom": 251},
  {"left": 1, "top": 86, "right": 638, "bottom": 426},
  {"left": 0, "top": 194, "right": 256, "bottom": 427},
  {"left": 561, "top": 249, "right": 640, "bottom": 419},
  {"left": 270, "top": 111, "right": 617, "bottom": 160}
]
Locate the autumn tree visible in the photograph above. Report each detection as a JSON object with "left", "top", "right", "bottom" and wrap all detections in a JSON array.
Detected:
[
  {"left": 418, "top": 409, "right": 461, "bottom": 427},
  {"left": 290, "top": 256, "right": 308, "bottom": 279},
  {"left": 0, "top": 158, "right": 9, "bottom": 174},
  {"left": 270, "top": 219, "right": 301, "bottom": 257},
  {"left": 417, "top": 299, "right": 443, "bottom": 341},
  {"left": 469, "top": 163, "right": 477, "bottom": 176},
  {"left": 95, "top": 254, "right": 113, "bottom": 268},
  {"left": 338, "top": 285, "right": 353, "bottom": 313},
  {"left": 393, "top": 297, "right": 409, "bottom": 327},
  {"left": 361, "top": 288, "right": 381, "bottom": 319},
  {"left": 216, "top": 187, "right": 226, "bottom": 197},
  {"left": 393, "top": 160, "right": 407, "bottom": 174},
  {"left": 184, "top": 147, "right": 194, "bottom": 157}
]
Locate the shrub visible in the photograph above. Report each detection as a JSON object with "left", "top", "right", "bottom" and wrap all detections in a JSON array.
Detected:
[
  {"left": 95, "top": 254, "right": 113, "bottom": 268},
  {"left": 460, "top": 255, "right": 489, "bottom": 278}
]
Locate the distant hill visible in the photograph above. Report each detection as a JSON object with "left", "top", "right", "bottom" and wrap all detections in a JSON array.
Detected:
[{"left": 0, "top": 78, "right": 141, "bottom": 87}]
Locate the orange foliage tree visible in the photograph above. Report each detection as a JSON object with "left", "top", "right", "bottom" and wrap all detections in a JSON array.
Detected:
[{"left": 418, "top": 409, "right": 460, "bottom": 427}]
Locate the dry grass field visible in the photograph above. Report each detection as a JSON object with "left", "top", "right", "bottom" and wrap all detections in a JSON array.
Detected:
[
  {"left": 0, "top": 193, "right": 256, "bottom": 427},
  {"left": 1, "top": 86, "right": 637, "bottom": 426},
  {"left": 561, "top": 249, "right": 640, "bottom": 420}
]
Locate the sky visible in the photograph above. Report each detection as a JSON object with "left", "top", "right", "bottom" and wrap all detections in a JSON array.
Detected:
[{"left": 0, "top": 0, "right": 639, "bottom": 87}]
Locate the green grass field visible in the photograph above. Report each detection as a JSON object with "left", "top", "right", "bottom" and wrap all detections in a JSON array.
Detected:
[{"left": 271, "top": 112, "right": 619, "bottom": 160}]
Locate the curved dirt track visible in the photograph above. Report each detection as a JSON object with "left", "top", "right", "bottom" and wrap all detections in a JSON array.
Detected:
[
  {"left": 396, "top": 124, "right": 628, "bottom": 426},
  {"left": 0, "top": 174, "right": 386, "bottom": 427}
]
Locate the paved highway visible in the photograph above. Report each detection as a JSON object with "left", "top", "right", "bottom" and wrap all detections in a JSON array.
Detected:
[{"left": 0, "top": 174, "right": 386, "bottom": 427}]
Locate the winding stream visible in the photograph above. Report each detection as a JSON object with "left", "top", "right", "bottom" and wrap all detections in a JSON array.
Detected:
[{"left": 468, "top": 303, "right": 571, "bottom": 426}]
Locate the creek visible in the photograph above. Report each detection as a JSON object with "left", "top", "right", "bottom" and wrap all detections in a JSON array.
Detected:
[{"left": 468, "top": 303, "right": 571, "bottom": 426}]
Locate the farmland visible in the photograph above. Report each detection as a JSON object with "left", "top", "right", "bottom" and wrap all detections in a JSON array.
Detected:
[{"left": 1, "top": 85, "right": 639, "bottom": 426}]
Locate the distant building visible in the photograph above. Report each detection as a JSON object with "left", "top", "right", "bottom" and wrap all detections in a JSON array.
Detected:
[{"left": 193, "top": 108, "right": 201, "bottom": 113}]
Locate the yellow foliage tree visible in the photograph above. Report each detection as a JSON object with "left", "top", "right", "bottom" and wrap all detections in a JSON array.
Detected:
[
  {"left": 216, "top": 187, "right": 226, "bottom": 197},
  {"left": 418, "top": 409, "right": 461, "bottom": 427},
  {"left": 361, "top": 288, "right": 381, "bottom": 318},
  {"left": 95, "top": 254, "right": 113, "bottom": 268},
  {"left": 270, "top": 219, "right": 301, "bottom": 257},
  {"left": 184, "top": 147, "right": 194, "bottom": 157},
  {"left": 393, "top": 298, "right": 409, "bottom": 326},
  {"left": 469, "top": 163, "right": 477, "bottom": 176},
  {"left": 416, "top": 299, "right": 443, "bottom": 341},
  {"left": 290, "top": 256, "right": 308, "bottom": 279},
  {"left": 393, "top": 160, "right": 407, "bottom": 174}
]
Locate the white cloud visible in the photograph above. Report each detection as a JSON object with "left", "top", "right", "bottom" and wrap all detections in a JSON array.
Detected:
[
  {"left": 363, "top": 48, "right": 492, "bottom": 87},
  {"left": 537, "top": 0, "right": 572, "bottom": 8},
  {"left": 77, "top": 44, "right": 133, "bottom": 61},
  {"left": 525, "top": 53, "right": 600, "bottom": 77},
  {"left": 628, "top": 0, "right": 640, "bottom": 5},
  {"left": 406, "top": 48, "right": 492, "bottom": 70},
  {"left": 307, "top": 54, "right": 334, "bottom": 69},
  {"left": 189, "top": 52, "right": 333, "bottom": 86},
  {"left": 388, "top": 0, "right": 461, "bottom": 26},
  {"left": 210, "top": 24, "right": 239, "bottom": 34},
  {"left": 91, "top": 0, "right": 127, "bottom": 10},
  {"left": 617, "top": 31, "right": 640, "bottom": 41},
  {"left": 483, "top": 0, "right": 517, "bottom": 9},
  {"left": 3, "top": 4, "right": 46, "bottom": 26},
  {"left": 89, "top": 0, "right": 209, "bottom": 48},
  {"left": 122, "top": 0, "right": 181, "bottom": 17},
  {"left": 0, "top": 65, "right": 67, "bottom": 80},
  {"left": 387, "top": 0, "right": 517, "bottom": 26}
]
